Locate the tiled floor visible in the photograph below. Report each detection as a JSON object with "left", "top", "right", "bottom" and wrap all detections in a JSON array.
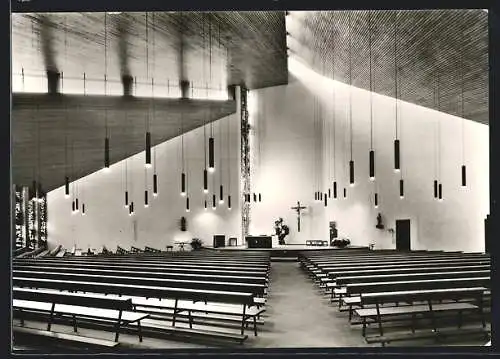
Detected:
[{"left": 13, "top": 261, "right": 490, "bottom": 351}]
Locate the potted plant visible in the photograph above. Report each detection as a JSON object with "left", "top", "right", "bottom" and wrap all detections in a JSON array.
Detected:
[{"left": 190, "top": 238, "right": 203, "bottom": 251}]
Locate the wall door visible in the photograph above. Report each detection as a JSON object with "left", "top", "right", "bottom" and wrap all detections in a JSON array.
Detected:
[{"left": 396, "top": 219, "right": 411, "bottom": 251}]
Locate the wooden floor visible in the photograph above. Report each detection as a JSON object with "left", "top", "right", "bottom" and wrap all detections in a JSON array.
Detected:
[{"left": 13, "top": 262, "right": 490, "bottom": 350}]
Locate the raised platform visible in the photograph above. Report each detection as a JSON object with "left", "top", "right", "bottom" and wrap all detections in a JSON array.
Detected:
[{"left": 204, "top": 245, "right": 368, "bottom": 261}]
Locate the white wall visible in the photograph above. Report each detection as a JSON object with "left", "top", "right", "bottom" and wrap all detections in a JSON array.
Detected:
[
  {"left": 249, "top": 58, "right": 489, "bottom": 252},
  {"left": 47, "top": 112, "right": 241, "bottom": 252}
]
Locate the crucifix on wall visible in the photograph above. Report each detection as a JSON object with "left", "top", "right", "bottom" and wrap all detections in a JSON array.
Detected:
[{"left": 291, "top": 201, "right": 307, "bottom": 232}]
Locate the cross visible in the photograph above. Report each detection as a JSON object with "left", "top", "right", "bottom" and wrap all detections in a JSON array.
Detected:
[{"left": 291, "top": 201, "right": 307, "bottom": 232}]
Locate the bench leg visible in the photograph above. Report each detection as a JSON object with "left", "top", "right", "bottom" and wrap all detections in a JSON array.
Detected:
[
  {"left": 172, "top": 299, "right": 179, "bottom": 327},
  {"left": 478, "top": 295, "right": 486, "bottom": 329},
  {"left": 47, "top": 303, "right": 56, "bottom": 331},
  {"left": 411, "top": 313, "right": 416, "bottom": 334},
  {"left": 428, "top": 300, "right": 438, "bottom": 334},
  {"left": 375, "top": 303, "right": 384, "bottom": 337},
  {"left": 115, "top": 311, "right": 123, "bottom": 342},
  {"left": 241, "top": 305, "right": 246, "bottom": 335},
  {"left": 189, "top": 310, "right": 193, "bottom": 329},
  {"left": 138, "top": 321, "right": 143, "bottom": 342},
  {"left": 253, "top": 316, "right": 258, "bottom": 337},
  {"left": 458, "top": 310, "right": 462, "bottom": 329},
  {"left": 73, "top": 314, "right": 78, "bottom": 332}
]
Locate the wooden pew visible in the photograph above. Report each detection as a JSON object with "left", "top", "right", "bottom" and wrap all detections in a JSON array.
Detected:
[
  {"left": 15, "top": 258, "right": 270, "bottom": 271},
  {"left": 144, "top": 246, "right": 162, "bottom": 253},
  {"left": 355, "top": 287, "right": 488, "bottom": 346},
  {"left": 13, "top": 277, "right": 260, "bottom": 340},
  {"left": 130, "top": 246, "right": 144, "bottom": 254},
  {"left": 13, "top": 262, "right": 268, "bottom": 279},
  {"left": 13, "top": 265, "right": 268, "bottom": 286},
  {"left": 13, "top": 288, "right": 148, "bottom": 343},
  {"left": 14, "top": 260, "right": 269, "bottom": 276},
  {"left": 13, "top": 270, "right": 267, "bottom": 297}
]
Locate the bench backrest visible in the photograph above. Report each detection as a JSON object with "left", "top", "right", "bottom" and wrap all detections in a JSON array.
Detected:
[
  {"left": 360, "top": 287, "right": 487, "bottom": 306},
  {"left": 13, "top": 277, "right": 255, "bottom": 306},
  {"left": 347, "top": 277, "right": 490, "bottom": 296},
  {"left": 319, "top": 258, "right": 490, "bottom": 270},
  {"left": 13, "top": 270, "right": 266, "bottom": 296},
  {"left": 13, "top": 265, "right": 267, "bottom": 285},
  {"left": 337, "top": 270, "right": 490, "bottom": 286},
  {"left": 13, "top": 288, "right": 133, "bottom": 311}
]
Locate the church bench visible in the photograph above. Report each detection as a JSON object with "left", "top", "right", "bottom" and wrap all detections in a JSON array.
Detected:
[
  {"left": 13, "top": 270, "right": 268, "bottom": 298},
  {"left": 13, "top": 277, "right": 258, "bottom": 337},
  {"left": 306, "top": 252, "right": 488, "bottom": 261},
  {"left": 13, "top": 326, "right": 119, "bottom": 348},
  {"left": 13, "top": 262, "right": 268, "bottom": 279},
  {"left": 130, "top": 297, "right": 266, "bottom": 336},
  {"left": 354, "top": 287, "right": 488, "bottom": 346},
  {"left": 14, "top": 260, "right": 270, "bottom": 276},
  {"left": 15, "top": 258, "right": 270, "bottom": 272},
  {"left": 316, "top": 258, "right": 490, "bottom": 271},
  {"left": 14, "top": 265, "right": 268, "bottom": 286},
  {"left": 144, "top": 246, "right": 162, "bottom": 253},
  {"left": 12, "top": 288, "right": 149, "bottom": 343}
]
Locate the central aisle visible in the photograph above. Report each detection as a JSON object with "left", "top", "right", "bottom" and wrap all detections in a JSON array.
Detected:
[{"left": 252, "top": 261, "right": 370, "bottom": 348}]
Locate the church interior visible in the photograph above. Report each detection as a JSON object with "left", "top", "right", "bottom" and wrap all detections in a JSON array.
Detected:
[{"left": 11, "top": 9, "right": 492, "bottom": 351}]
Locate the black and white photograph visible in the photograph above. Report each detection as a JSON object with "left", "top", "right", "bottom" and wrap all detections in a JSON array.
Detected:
[{"left": 9, "top": 3, "right": 495, "bottom": 353}]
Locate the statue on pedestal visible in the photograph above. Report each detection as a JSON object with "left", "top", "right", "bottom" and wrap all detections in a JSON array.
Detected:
[{"left": 274, "top": 218, "right": 290, "bottom": 245}]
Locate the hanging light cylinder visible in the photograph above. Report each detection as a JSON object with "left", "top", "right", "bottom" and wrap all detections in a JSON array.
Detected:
[
  {"left": 438, "top": 183, "right": 443, "bottom": 201},
  {"left": 75, "top": 198, "right": 79, "bottom": 213},
  {"left": 130, "top": 202, "right": 135, "bottom": 215},
  {"left": 212, "top": 194, "right": 216, "bottom": 209},
  {"left": 125, "top": 191, "right": 129, "bottom": 208},
  {"left": 253, "top": 193, "right": 257, "bottom": 202},
  {"left": 208, "top": 137, "right": 215, "bottom": 172},
  {"left": 461, "top": 165, "right": 467, "bottom": 187},
  {"left": 394, "top": 140, "right": 400, "bottom": 172},
  {"left": 144, "top": 190, "right": 149, "bottom": 207},
  {"left": 181, "top": 173, "right": 186, "bottom": 196},
  {"left": 434, "top": 180, "right": 438, "bottom": 199},
  {"left": 343, "top": 188, "right": 347, "bottom": 199},
  {"left": 203, "top": 169, "right": 208, "bottom": 193},
  {"left": 374, "top": 193, "right": 378, "bottom": 208},
  {"left": 104, "top": 137, "right": 110, "bottom": 171},
  {"left": 333, "top": 182, "right": 338, "bottom": 199},
  {"left": 349, "top": 160, "right": 355, "bottom": 186},
  {"left": 186, "top": 196, "right": 190, "bottom": 212},
  {"left": 220, "top": 185, "right": 224, "bottom": 204},
  {"left": 65, "top": 177, "right": 70, "bottom": 198},
  {"left": 82, "top": 203, "right": 86, "bottom": 216},
  {"left": 228, "top": 195, "right": 232, "bottom": 210},
  {"left": 258, "top": 193, "right": 262, "bottom": 202},
  {"left": 399, "top": 179, "right": 404, "bottom": 199},
  {"left": 72, "top": 200, "right": 75, "bottom": 213},
  {"left": 145, "top": 132, "right": 152, "bottom": 168},
  {"left": 153, "top": 174, "right": 158, "bottom": 196},
  {"left": 369, "top": 150, "right": 375, "bottom": 180},
  {"left": 324, "top": 193, "right": 327, "bottom": 207}
]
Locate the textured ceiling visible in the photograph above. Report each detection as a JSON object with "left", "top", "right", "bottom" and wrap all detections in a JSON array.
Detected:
[
  {"left": 11, "top": 11, "right": 288, "bottom": 90},
  {"left": 288, "top": 10, "right": 488, "bottom": 124},
  {"left": 12, "top": 94, "right": 236, "bottom": 192}
]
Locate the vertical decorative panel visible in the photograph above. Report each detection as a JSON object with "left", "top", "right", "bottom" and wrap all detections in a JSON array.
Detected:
[{"left": 241, "top": 87, "right": 251, "bottom": 240}]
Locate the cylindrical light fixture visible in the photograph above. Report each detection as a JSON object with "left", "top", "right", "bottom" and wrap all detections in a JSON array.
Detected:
[
  {"left": 438, "top": 183, "right": 443, "bottom": 201},
  {"left": 129, "top": 202, "right": 132, "bottom": 215},
  {"left": 220, "top": 185, "right": 224, "bottom": 204},
  {"left": 65, "top": 176, "right": 70, "bottom": 198},
  {"left": 328, "top": 188, "right": 331, "bottom": 198},
  {"left": 72, "top": 200, "right": 75, "bottom": 213},
  {"left": 82, "top": 203, "right": 86, "bottom": 215},
  {"left": 374, "top": 193, "right": 378, "bottom": 208},
  {"left": 186, "top": 196, "right": 190, "bottom": 212},
  {"left": 203, "top": 169, "right": 208, "bottom": 193},
  {"left": 153, "top": 174, "right": 158, "bottom": 196},
  {"left": 259, "top": 193, "right": 262, "bottom": 202},
  {"left": 461, "top": 165, "right": 467, "bottom": 187},
  {"left": 434, "top": 180, "right": 438, "bottom": 199},
  {"left": 349, "top": 160, "right": 355, "bottom": 186},
  {"left": 228, "top": 195, "right": 232, "bottom": 210},
  {"left": 125, "top": 191, "right": 129, "bottom": 208},
  {"left": 144, "top": 190, "right": 149, "bottom": 207},
  {"left": 208, "top": 137, "right": 215, "bottom": 172},
  {"left": 320, "top": 192, "right": 323, "bottom": 201},
  {"left": 324, "top": 193, "right": 327, "bottom": 207},
  {"left": 212, "top": 194, "right": 216, "bottom": 209},
  {"left": 253, "top": 193, "right": 257, "bottom": 202},
  {"left": 369, "top": 150, "right": 375, "bottom": 181},
  {"left": 145, "top": 131, "right": 152, "bottom": 168},
  {"left": 394, "top": 139, "right": 400, "bottom": 172},
  {"left": 75, "top": 198, "right": 79, "bottom": 213},
  {"left": 104, "top": 137, "right": 110, "bottom": 171},
  {"left": 333, "top": 182, "right": 337, "bottom": 199},
  {"left": 204, "top": 199, "right": 208, "bottom": 210},
  {"left": 130, "top": 202, "right": 135, "bottom": 215},
  {"left": 343, "top": 188, "right": 347, "bottom": 199},
  {"left": 399, "top": 179, "right": 404, "bottom": 199},
  {"left": 181, "top": 173, "right": 186, "bottom": 196}
]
